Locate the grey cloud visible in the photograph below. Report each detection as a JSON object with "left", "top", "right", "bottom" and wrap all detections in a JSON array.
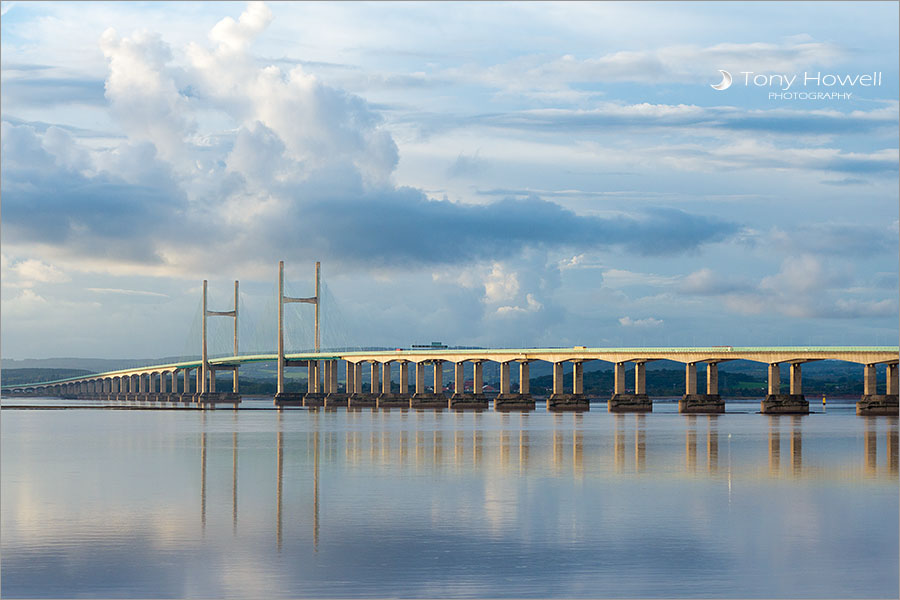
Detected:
[
  {"left": 770, "top": 223, "right": 898, "bottom": 257},
  {"left": 398, "top": 104, "right": 898, "bottom": 143},
  {"left": 820, "top": 177, "right": 869, "bottom": 186},
  {"left": 254, "top": 183, "right": 738, "bottom": 268},
  {"left": 446, "top": 152, "right": 485, "bottom": 178},
  {"left": 471, "top": 105, "right": 898, "bottom": 137},
  {"left": 2, "top": 76, "right": 106, "bottom": 107},
  {"left": 1, "top": 122, "right": 185, "bottom": 264},
  {"left": 1, "top": 116, "right": 738, "bottom": 272}
]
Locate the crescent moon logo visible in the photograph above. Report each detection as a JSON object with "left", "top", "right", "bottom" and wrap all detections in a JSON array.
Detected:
[{"left": 710, "top": 69, "right": 732, "bottom": 91}]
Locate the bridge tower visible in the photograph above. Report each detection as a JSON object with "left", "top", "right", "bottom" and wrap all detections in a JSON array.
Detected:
[
  {"left": 276, "top": 261, "right": 319, "bottom": 404},
  {"left": 201, "top": 279, "right": 240, "bottom": 401}
]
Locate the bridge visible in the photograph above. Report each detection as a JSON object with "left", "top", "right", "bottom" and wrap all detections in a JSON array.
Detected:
[{"left": 3, "top": 261, "right": 898, "bottom": 416}]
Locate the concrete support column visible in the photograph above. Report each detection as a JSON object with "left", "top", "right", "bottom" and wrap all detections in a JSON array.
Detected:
[
  {"left": 354, "top": 362, "right": 363, "bottom": 394},
  {"left": 887, "top": 364, "right": 899, "bottom": 395},
  {"left": 346, "top": 361, "right": 355, "bottom": 394},
  {"left": 324, "top": 361, "right": 332, "bottom": 393},
  {"left": 634, "top": 362, "right": 646, "bottom": 395},
  {"left": 499, "top": 362, "right": 511, "bottom": 395},
  {"left": 573, "top": 361, "right": 584, "bottom": 395},
  {"left": 307, "top": 361, "right": 317, "bottom": 393},
  {"left": 707, "top": 363, "right": 719, "bottom": 395},
  {"left": 614, "top": 362, "right": 626, "bottom": 395},
  {"left": 399, "top": 362, "right": 409, "bottom": 395},
  {"left": 767, "top": 363, "right": 781, "bottom": 395},
  {"left": 415, "top": 362, "right": 425, "bottom": 395},
  {"left": 183, "top": 369, "right": 190, "bottom": 394},
  {"left": 139, "top": 374, "right": 147, "bottom": 394},
  {"left": 474, "top": 362, "right": 484, "bottom": 394},
  {"left": 454, "top": 362, "right": 465, "bottom": 394},
  {"left": 552, "top": 362, "right": 565, "bottom": 394},
  {"left": 685, "top": 363, "right": 697, "bottom": 395},
  {"left": 382, "top": 361, "right": 391, "bottom": 394},
  {"left": 149, "top": 373, "right": 157, "bottom": 393},
  {"left": 789, "top": 363, "right": 802, "bottom": 395},
  {"left": 195, "top": 369, "right": 201, "bottom": 395},
  {"left": 370, "top": 362, "right": 380, "bottom": 394},
  {"left": 863, "top": 364, "right": 876, "bottom": 395},
  {"left": 159, "top": 374, "right": 167, "bottom": 394},
  {"left": 209, "top": 368, "right": 216, "bottom": 393},
  {"left": 519, "top": 362, "right": 530, "bottom": 394},
  {"left": 433, "top": 360, "right": 443, "bottom": 394},
  {"left": 331, "top": 361, "right": 339, "bottom": 393},
  {"left": 317, "top": 361, "right": 325, "bottom": 393}
]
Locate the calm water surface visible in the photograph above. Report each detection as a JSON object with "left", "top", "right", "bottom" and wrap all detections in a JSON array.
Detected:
[{"left": 2, "top": 398, "right": 897, "bottom": 598}]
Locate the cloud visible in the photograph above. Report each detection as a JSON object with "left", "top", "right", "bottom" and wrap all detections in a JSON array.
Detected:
[
  {"left": 678, "top": 259, "right": 897, "bottom": 321},
  {"left": 446, "top": 151, "right": 485, "bottom": 178},
  {"left": 456, "top": 102, "right": 899, "bottom": 139},
  {"left": 767, "top": 223, "right": 898, "bottom": 257},
  {"left": 497, "top": 294, "right": 543, "bottom": 316},
  {"left": 449, "top": 40, "right": 849, "bottom": 91},
  {"left": 618, "top": 316, "right": 663, "bottom": 327},
  {"left": 11, "top": 259, "right": 70, "bottom": 286},
  {"left": 87, "top": 288, "right": 169, "bottom": 298},
  {"left": 678, "top": 268, "right": 753, "bottom": 295},
  {"left": 1, "top": 76, "right": 106, "bottom": 107}
]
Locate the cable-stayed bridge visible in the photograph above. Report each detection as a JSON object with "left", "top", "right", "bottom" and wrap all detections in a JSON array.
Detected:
[{"left": 3, "top": 262, "right": 898, "bottom": 416}]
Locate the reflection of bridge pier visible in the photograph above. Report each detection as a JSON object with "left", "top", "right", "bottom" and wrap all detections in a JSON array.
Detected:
[
  {"left": 276, "top": 419, "right": 283, "bottom": 551},
  {"left": 707, "top": 416, "right": 719, "bottom": 473},
  {"left": 769, "top": 418, "right": 781, "bottom": 474},
  {"left": 200, "top": 421, "right": 207, "bottom": 534},
  {"left": 864, "top": 418, "right": 878, "bottom": 475},
  {"left": 889, "top": 419, "right": 898, "bottom": 475},
  {"left": 790, "top": 416, "right": 802, "bottom": 476},
  {"left": 614, "top": 414, "right": 625, "bottom": 472},
  {"left": 232, "top": 429, "right": 238, "bottom": 536},
  {"left": 767, "top": 416, "right": 803, "bottom": 476},
  {"left": 634, "top": 414, "right": 646, "bottom": 472},
  {"left": 611, "top": 414, "right": 648, "bottom": 472},
  {"left": 685, "top": 415, "right": 697, "bottom": 472}
]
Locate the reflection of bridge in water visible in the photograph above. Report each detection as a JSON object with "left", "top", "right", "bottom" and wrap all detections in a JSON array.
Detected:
[
  {"left": 194, "top": 412, "right": 899, "bottom": 551},
  {"left": 6, "top": 261, "right": 897, "bottom": 416}
]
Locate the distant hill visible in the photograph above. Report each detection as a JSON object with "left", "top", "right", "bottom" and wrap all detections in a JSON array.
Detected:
[{"left": 1, "top": 368, "right": 95, "bottom": 385}]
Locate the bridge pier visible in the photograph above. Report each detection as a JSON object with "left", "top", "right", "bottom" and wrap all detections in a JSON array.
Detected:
[
  {"left": 680, "top": 361, "right": 724, "bottom": 413},
  {"left": 494, "top": 360, "right": 534, "bottom": 411},
  {"left": 348, "top": 361, "right": 378, "bottom": 408},
  {"left": 857, "top": 363, "right": 899, "bottom": 415},
  {"left": 302, "top": 360, "right": 327, "bottom": 407},
  {"left": 411, "top": 360, "right": 445, "bottom": 409},
  {"left": 346, "top": 361, "right": 373, "bottom": 408},
  {"left": 761, "top": 362, "right": 808, "bottom": 414},
  {"left": 609, "top": 361, "right": 651, "bottom": 412},
  {"left": 548, "top": 360, "right": 590, "bottom": 411},
  {"left": 494, "top": 360, "right": 532, "bottom": 410},
  {"left": 325, "top": 360, "right": 350, "bottom": 408},
  {"left": 377, "top": 361, "right": 409, "bottom": 408},
  {"left": 450, "top": 360, "right": 488, "bottom": 409}
]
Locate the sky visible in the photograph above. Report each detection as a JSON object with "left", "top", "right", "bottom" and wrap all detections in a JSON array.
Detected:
[{"left": 1, "top": 1, "right": 898, "bottom": 360}]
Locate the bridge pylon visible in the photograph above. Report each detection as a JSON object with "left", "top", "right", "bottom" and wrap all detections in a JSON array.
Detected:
[
  {"left": 276, "top": 260, "right": 320, "bottom": 405},
  {"left": 201, "top": 279, "right": 240, "bottom": 402}
]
